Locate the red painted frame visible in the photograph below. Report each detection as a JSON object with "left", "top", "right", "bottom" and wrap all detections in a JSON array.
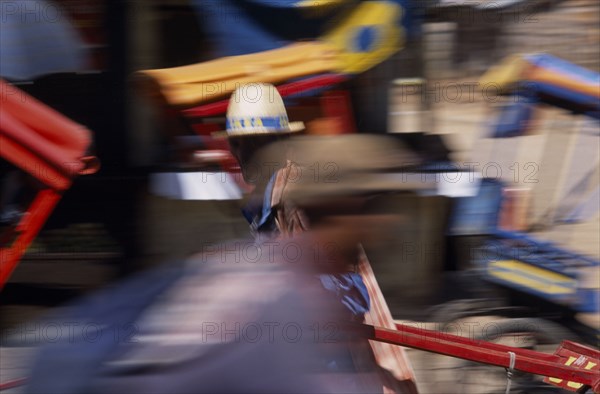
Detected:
[
  {"left": 0, "top": 190, "right": 63, "bottom": 288},
  {"left": 0, "top": 80, "right": 97, "bottom": 289},
  {"left": 379, "top": 323, "right": 600, "bottom": 392}
]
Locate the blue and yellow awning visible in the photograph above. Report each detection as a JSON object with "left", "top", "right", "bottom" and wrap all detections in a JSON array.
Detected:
[{"left": 480, "top": 54, "right": 600, "bottom": 117}]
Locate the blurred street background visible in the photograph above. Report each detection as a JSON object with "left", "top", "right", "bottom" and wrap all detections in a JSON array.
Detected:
[{"left": 1, "top": 0, "right": 599, "bottom": 393}]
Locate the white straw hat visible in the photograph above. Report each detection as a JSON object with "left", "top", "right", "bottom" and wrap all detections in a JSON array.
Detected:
[{"left": 213, "top": 83, "right": 304, "bottom": 138}]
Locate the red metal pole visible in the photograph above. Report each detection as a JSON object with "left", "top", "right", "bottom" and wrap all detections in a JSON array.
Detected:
[
  {"left": 367, "top": 324, "right": 599, "bottom": 389},
  {"left": 394, "top": 322, "right": 560, "bottom": 362},
  {"left": 0, "top": 190, "right": 62, "bottom": 289}
]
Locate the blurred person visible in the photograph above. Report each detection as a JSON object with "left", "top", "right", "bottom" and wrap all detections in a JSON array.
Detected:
[
  {"left": 219, "top": 84, "right": 424, "bottom": 392},
  {"left": 250, "top": 135, "right": 429, "bottom": 393},
  {"left": 22, "top": 135, "right": 424, "bottom": 394},
  {"left": 215, "top": 83, "right": 304, "bottom": 240},
  {"left": 22, "top": 85, "right": 380, "bottom": 393},
  {"left": 218, "top": 84, "right": 371, "bottom": 320},
  {"left": 23, "top": 234, "right": 384, "bottom": 394}
]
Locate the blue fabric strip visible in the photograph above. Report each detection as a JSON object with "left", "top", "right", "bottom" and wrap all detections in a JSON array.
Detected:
[
  {"left": 319, "top": 273, "right": 370, "bottom": 317},
  {"left": 526, "top": 54, "right": 600, "bottom": 86},
  {"left": 226, "top": 116, "right": 289, "bottom": 131}
]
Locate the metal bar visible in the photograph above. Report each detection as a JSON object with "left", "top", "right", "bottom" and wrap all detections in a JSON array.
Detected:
[
  {"left": 370, "top": 324, "right": 599, "bottom": 387},
  {"left": 0, "top": 189, "right": 62, "bottom": 288},
  {"left": 394, "top": 322, "right": 559, "bottom": 362}
]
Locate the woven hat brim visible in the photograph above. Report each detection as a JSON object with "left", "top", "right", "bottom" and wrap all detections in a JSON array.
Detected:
[{"left": 212, "top": 121, "right": 305, "bottom": 139}]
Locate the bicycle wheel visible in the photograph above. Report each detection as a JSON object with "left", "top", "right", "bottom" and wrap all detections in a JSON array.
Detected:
[{"left": 427, "top": 318, "right": 581, "bottom": 394}]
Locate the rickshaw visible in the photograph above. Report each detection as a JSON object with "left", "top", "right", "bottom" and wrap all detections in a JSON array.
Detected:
[
  {"left": 132, "top": 45, "right": 600, "bottom": 392},
  {"left": 2, "top": 2, "right": 599, "bottom": 390},
  {"left": 2, "top": 67, "right": 599, "bottom": 394}
]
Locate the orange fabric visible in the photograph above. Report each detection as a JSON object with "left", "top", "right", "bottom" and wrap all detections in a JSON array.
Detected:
[
  {"left": 137, "top": 42, "right": 340, "bottom": 107},
  {"left": 0, "top": 79, "right": 92, "bottom": 181}
]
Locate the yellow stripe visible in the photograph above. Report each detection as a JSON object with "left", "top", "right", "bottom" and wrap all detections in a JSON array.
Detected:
[
  {"left": 479, "top": 54, "right": 530, "bottom": 92},
  {"left": 488, "top": 260, "right": 576, "bottom": 295}
]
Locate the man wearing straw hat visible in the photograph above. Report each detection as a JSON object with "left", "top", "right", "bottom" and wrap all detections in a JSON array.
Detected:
[
  {"left": 219, "top": 83, "right": 423, "bottom": 392},
  {"left": 215, "top": 82, "right": 306, "bottom": 240},
  {"left": 218, "top": 81, "right": 371, "bottom": 326},
  {"left": 255, "top": 134, "right": 428, "bottom": 393}
]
